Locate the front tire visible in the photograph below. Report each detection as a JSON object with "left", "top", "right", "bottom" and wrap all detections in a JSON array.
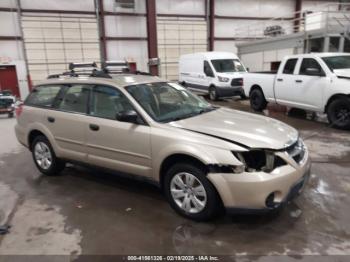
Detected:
[
  {"left": 164, "top": 162, "right": 222, "bottom": 221},
  {"left": 250, "top": 88, "right": 267, "bottom": 111},
  {"left": 327, "top": 97, "right": 350, "bottom": 130},
  {"left": 31, "top": 136, "right": 65, "bottom": 176},
  {"left": 209, "top": 86, "right": 218, "bottom": 101}
]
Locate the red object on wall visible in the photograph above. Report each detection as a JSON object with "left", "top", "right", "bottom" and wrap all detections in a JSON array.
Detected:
[{"left": 0, "top": 65, "right": 20, "bottom": 99}]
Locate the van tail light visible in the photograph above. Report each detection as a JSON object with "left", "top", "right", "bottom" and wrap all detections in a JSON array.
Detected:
[{"left": 16, "top": 103, "right": 23, "bottom": 117}]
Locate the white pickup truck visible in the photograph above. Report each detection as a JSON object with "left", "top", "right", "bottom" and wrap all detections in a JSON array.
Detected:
[{"left": 243, "top": 53, "right": 350, "bottom": 129}]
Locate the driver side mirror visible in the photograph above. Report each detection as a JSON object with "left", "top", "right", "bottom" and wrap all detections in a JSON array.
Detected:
[
  {"left": 116, "top": 110, "right": 139, "bottom": 124},
  {"left": 305, "top": 67, "right": 325, "bottom": 76}
]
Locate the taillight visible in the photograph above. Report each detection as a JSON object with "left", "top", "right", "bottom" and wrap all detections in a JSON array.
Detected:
[{"left": 16, "top": 103, "right": 23, "bottom": 117}]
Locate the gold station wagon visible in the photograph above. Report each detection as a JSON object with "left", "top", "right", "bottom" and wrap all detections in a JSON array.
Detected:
[{"left": 15, "top": 62, "right": 311, "bottom": 221}]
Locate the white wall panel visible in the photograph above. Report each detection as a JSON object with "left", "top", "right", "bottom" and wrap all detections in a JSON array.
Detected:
[
  {"left": 22, "top": 15, "right": 100, "bottom": 82},
  {"left": 0, "top": 12, "right": 21, "bottom": 36},
  {"left": 106, "top": 40, "right": 148, "bottom": 72},
  {"left": 214, "top": 41, "right": 238, "bottom": 54},
  {"left": 240, "top": 52, "right": 263, "bottom": 72},
  {"left": 105, "top": 16, "right": 147, "bottom": 37},
  {"left": 0, "top": 0, "right": 16, "bottom": 8},
  {"left": 215, "top": 0, "right": 295, "bottom": 18},
  {"left": 20, "top": 0, "right": 95, "bottom": 11},
  {"left": 157, "top": 17, "right": 207, "bottom": 80},
  {"left": 156, "top": 0, "right": 205, "bottom": 15},
  {"left": 103, "top": 0, "right": 146, "bottom": 13},
  {"left": 0, "top": 41, "right": 23, "bottom": 60}
]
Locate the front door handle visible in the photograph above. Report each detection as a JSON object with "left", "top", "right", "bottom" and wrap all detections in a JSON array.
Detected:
[
  {"left": 89, "top": 124, "right": 99, "bottom": 131},
  {"left": 277, "top": 78, "right": 283, "bottom": 82},
  {"left": 47, "top": 117, "right": 55, "bottom": 123},
  {"left": 295, "top": 79, "right": 303, "bottom": 83}
]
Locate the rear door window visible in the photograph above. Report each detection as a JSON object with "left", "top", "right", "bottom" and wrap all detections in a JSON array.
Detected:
[
  {"left": 282, "top": 59, "right": 298, "bottom": 74},
  {"left": 89, "top": 85, "right": 134, "bottom": 120},
  {"left": 57, "top": 85, "right": 91, "bottom": 114},
  {"left": 25, "top": 85, "right": 62, "bottom": 108}
]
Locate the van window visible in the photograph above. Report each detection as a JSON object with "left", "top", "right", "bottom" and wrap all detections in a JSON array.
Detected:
[
  {"left": 58, "top": 85, "right": 90, "bottom": 114},
  {"left": 204, "top": 61, "right": 214, "bottom": 77},
  {"left": 25, "top": 85, "right": 62, "bottom": 108},
  {"left": 282, "top": 59, "right": 298, "bottom": 74},
  {"left": 211, "top": 59, "right": 246, "bottom": 72},
  {"left": 90, "top": 86, "right": 134, "bottom": 120}
]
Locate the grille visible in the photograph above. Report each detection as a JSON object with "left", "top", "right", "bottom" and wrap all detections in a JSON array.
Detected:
[
  {"left": 231, "top": 78, "right": 243, "bottom": 87},
  {"left": 286, "top": 139, "right": 305, "bottom": 164}
]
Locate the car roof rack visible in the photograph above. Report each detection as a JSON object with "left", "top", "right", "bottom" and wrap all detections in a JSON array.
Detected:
[{"left": 47, "top": 61, "right": 153, "bottom": 79}]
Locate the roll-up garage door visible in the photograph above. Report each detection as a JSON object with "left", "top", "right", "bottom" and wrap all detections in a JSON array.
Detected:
[
  {"left": 157, "top": 17, "right": 207, "bottom": 80},
  {"left": 21, "top": 13, "right": 100, "bottom": 83}
]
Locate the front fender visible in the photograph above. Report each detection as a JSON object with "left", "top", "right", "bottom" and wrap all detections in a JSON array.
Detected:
[{"left": 152, "top": 142, "right": 242, "bottom": 181}]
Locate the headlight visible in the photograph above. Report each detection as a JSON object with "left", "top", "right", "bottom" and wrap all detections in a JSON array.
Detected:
[
  {"left": 218, "top": 76, "right": 229, "bottom": 82},
  {"left": 233, "top": 150, "right": 287, "bottom": 173}
]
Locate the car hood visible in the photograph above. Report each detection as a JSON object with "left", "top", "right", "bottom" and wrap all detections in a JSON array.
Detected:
[
  {"left": 169, "top": 108, "right": 298, "bottom": 149},
  {"left": 334, "top": 69, "right": 350, "bottom": 79}
]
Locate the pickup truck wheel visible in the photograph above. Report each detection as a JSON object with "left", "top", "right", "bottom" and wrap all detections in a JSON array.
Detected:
[
  {"left": 250, "top": 89, "right": 267, "bottom": 111},
  {"left": 164, "top": 162, "right": 222, "bottom": 221},
  {"left": 327, "top": 97, "right": 350, "bottom": 130},
  {"left": 209, "top": 86, "right": 218, "bottom": 101},
  {"left": 31, "top": 136, "right": 66, "bottom": 176}
]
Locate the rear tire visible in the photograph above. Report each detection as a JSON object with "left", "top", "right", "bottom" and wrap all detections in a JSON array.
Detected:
[
  {"left": 164, "top": 162, "right": 222, "bottom": 221},
  {"left": 250, "top": 88, "right": 267, "bottom": 111},
  {"left": 209, "top": 86, "right": 218, "bottom": 101},
  {"left": 327, "top": 97, "right": 350, "bottom": 130},
  {"left": 31, "top": 135, "right": 65, "bottom": 176}
]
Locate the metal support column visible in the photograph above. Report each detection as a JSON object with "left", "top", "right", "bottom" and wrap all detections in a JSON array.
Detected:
[
  {"left": 294, "top": 0, "right": 302, "bottom": 33},
  {"left": 323, "top": 36, "right": 330, "bottom": 52},
  {"left": 146, "top": 0, "right": 159, "bottom": 76},
  {"left": 208, "top": 0, "right": 215, "bottom": 51},
  {"left": 15, "top": 0, "right": 32, "bottom": 93},
  {"left": 339, "top": 36, "right": 345, "bottom": 52},
  {"left": 96, "top": 0, "right": 107, "bottom": 62}
]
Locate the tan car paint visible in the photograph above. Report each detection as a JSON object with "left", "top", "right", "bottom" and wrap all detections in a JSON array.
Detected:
[{"left": 15, "top": 74, "right": 311, "bottom": 210}]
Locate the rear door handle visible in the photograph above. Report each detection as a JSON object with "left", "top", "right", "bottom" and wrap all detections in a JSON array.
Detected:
[
  {"left": 277, "top": 78, "right": 283, "bottom": 82},
  {"left": 295, "top": 80, "right": 303, "bottom": 83},
  {"left": 47, "top": 117, "right": 55, "bottom": 123},
  {"left": 89, "top": 124, "right": 99, "bottom": 131}
]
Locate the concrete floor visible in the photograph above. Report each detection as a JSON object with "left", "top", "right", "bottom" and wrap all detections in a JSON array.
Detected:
[{"left": 0, "top": 99, "right": 350, "bottom": 261}]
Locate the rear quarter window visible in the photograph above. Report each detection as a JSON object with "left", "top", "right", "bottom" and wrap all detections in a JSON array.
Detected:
[{"left": 25, "top": 85, "right": 62, "bottom": 108}]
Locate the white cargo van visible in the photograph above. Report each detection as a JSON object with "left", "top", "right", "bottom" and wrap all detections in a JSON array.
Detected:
[{"left": 178, "top": 52, "right": 246, "bottom": 100}]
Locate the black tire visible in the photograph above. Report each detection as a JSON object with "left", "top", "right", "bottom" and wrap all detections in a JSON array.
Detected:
[
  {"left": 31, "top": 135, "right": 65, "bottom": 176},
  {"left": 209, "top": 86, "right": 218, "bottom": 101},
  {"left": 327, "top": 97, "right": 350, "bottom": 130},
  {"left": 250, "top": 88, "right": 267, "bottom": 111},
  {"left": 240, "top": 92, "right": 247, "bottom": 100},
  {"left": 164, "top": 162, "right": 222, "bottom": 221}
]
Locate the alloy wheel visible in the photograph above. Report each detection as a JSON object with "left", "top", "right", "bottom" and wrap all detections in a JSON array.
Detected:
[
  {"left": 34, "top": 142, "right": 52, "bottom": 170},
  {"left": 170, "top": 172, "right": 207, "bottom": 214}
]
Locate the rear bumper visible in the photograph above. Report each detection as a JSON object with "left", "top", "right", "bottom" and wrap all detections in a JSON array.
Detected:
[
  {"left": 216, "top": 86, "right": 244, "bottom": 98},
  {"left": 15, "top": 124, "right": 28, "bottom": 148},
  {"left": 207, "top": 150, "right": 311, "bottom": 212}
]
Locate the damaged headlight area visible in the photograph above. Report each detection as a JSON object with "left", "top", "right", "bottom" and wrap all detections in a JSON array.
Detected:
[{"left": 233, "top": 150, "right": 287, "bottom": 173}]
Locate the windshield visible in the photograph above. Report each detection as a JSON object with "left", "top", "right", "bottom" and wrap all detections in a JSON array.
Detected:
[
  {"left": 322, "top": 56, "right": 350, "bottom": 71},
  {"left": 211, "top": 59, "right": 246, "bottom": 73},
  {"left": 126, "top": 82, "right": 216, "bottom": 123}
]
